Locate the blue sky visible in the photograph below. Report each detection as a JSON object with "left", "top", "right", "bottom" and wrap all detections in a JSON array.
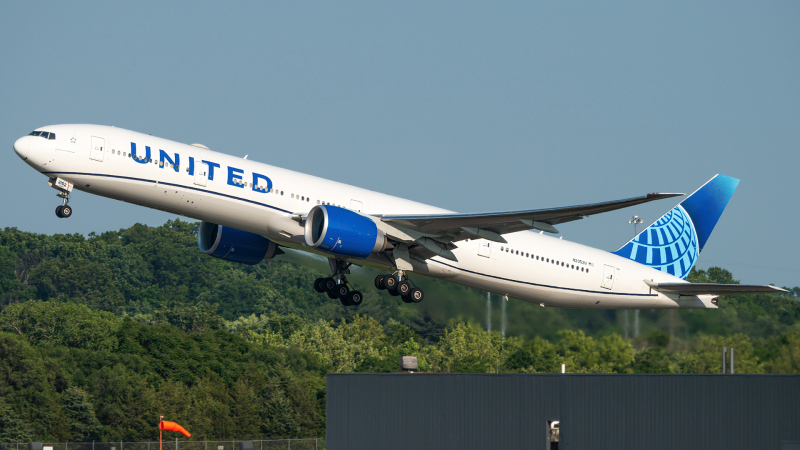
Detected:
[{"left": 1, "top": 1, "right": 798, "bottom": 287}]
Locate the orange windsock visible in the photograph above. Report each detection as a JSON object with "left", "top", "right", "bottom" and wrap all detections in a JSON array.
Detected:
[{"left": 159, "top": 420, "right": 191, "bottom": 438}]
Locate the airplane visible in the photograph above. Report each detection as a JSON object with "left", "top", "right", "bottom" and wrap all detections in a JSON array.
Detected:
[{"left": 13, "top": 125, "right": 785, "bottom": 308}]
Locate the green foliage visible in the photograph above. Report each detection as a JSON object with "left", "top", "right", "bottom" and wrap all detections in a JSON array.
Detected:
[
  {"left": 61, "top": 386, "right": 104, "bottom": 440},
  {"left": 0, "top": 301, "right": 122, "bottom": 351},
  {"left": 0, "top": 221, "right": 797, "bottom": 440}
]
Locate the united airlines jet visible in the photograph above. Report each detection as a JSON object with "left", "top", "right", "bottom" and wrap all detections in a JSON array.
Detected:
[{"left": 13, "top": 125, "right": 784, "bottom": 308}]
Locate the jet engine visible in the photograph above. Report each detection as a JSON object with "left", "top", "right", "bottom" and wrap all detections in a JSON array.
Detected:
[
  {"left": 304, "top": 205, "right": 386, "bottom": 258},
  {"left": 198, "top": 221, "right": 281, "bottom": 265}
]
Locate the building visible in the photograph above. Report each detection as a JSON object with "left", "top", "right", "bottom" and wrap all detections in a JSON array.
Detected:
[{"left": 327, "top": 373, "right": 800, "bottom": 450}]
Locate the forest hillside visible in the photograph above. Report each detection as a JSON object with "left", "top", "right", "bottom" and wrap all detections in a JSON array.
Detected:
[{"left": 0, "top": 220, "right": 797, "bottom": 441}]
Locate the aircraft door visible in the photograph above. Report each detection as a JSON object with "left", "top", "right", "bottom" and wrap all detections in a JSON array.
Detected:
[
  {"left": 601, "top": 264, "right": 615, "bottom": 290},
  {"left": 194, "top": 162, "right": 208, "bottom": 187},
  {"left": 90, "top": 136, "right": 105, "bottom": 162},
  {"left": 478, "top": 240, "right": 492, "bottom": 258}
]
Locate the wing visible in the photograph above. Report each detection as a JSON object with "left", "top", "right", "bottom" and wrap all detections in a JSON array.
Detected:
[
  {"left": 381, "top": 192, "right": 683, "bottom": 240},
  {"left": 644, "top": 281, "right": 787, "bottom": 296}
]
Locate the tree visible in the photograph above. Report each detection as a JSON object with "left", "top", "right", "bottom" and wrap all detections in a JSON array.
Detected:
[
  {"left": 0, "top": 301, "right": 122, "bottom": 351},
  {"left": 0, "top": 397, "right": 31, "bottom": 441},
  {"left": 61, "top": 386, "right": 105, "bottom": 440}
]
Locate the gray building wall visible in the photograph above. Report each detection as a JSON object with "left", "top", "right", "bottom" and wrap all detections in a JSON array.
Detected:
[{"left": 327, "top": 374, "right": 800, "bottom": 450}]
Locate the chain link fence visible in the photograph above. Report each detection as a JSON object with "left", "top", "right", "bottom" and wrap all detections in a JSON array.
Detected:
[{"left": 0, "top": 441, "right": 324, "bottom": 450}]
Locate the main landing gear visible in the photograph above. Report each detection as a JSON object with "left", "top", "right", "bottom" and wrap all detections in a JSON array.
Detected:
[
  {"left": 375, "top": 272, "right": 424, "bottom": 304},
  {"left": 313, "top": 259, "right": 364, "bottom": 307}
]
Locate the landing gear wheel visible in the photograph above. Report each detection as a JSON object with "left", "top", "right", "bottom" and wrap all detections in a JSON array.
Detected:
[
  {"left": 335, "top": 284, "right": 350, "bottom": 299},
  {"left": 339, "top": 294, "right": 352, "bottom": 306},
  {"left": 384, "top": 275, "right": 398, "bottom": 290},
  {"left": 55, "top": 205, "right": 64, "bottom": 218},
  {"left": 388, "top": 286, "right": 400, "bottom": 297},
  {"left": 397, "top": 281, "right": 411, "bottom": 297},
  {"left": 401, "top": 294, "right": 413, "bottom": 303},
  {"left": 347, "top": 290, "right": 363, "bottom": 306},
  {"left": 325, "top": 277, "right": 339, "bottom": 299},
  {"left": 61, "top": 205, "right": 72, "bottom": 218},
  {"left": 374, "top": 275, "right": 386, "bottom": 290},
  {"left": 408, "top": 287, "right": 424, "bottom": 303},
  {"left": 314, "top": 278, "right": 326, "bottom": 293}
]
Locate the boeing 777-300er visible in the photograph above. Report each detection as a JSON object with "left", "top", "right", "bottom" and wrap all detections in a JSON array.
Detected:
[{"left": 13, "top": 125, "right": 785, "bottom": 308}]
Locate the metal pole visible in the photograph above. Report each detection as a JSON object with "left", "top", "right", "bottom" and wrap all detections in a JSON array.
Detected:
[
  {"left": 722, "top": 347, "right": 727, "bottom": 374},
  {"left": 731, "top": 347, "right": 735, "bottom": 374}
]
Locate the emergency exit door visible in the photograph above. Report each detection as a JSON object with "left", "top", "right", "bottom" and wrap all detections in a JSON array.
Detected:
[
  {"left": 478, "top": 241, "right": 492, "bottom": 258},
  {"left": 90, "top": 136, "right": 105, "bottom": 162},
  {"left": 601, "top": 264, "right": 615, "bottom": 290},
  {"left": 194, "top": 162, "right": 208, "bottom": 187}
]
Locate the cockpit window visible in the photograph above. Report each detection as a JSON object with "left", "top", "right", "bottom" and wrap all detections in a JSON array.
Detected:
[{"left": 28, "top": 131, "right": 55, "bottom": 139}]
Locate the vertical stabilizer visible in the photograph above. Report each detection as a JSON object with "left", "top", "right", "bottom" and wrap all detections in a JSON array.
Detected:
[{"left": 612, "top": 174, "right": 739, "bottom": 279}]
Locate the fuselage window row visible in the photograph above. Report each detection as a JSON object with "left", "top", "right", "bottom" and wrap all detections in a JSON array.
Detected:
[{"left": 500, "top": 246, "right": 588, "bottom": 273}]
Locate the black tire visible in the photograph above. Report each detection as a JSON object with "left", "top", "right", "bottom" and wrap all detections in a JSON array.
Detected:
[
  {"left": 384, "top": 276, "right": 398, "bottom": 290},
  {"left": 335, "top": 284, "right": 349, "bottom": 299},
  {"left": 388, "top": 286, "right": 400, "bottom": 297},
  {"left": 61, "top": 205, "right": 72, "bottom": 218},
  {"left": 347, "top": 291, "right": 363, "bottom": 306},
  {"left": 314, "top": 278, "right": 326, "bottom": 293},
  {"left": 339, "top": 294, "right": 352, "bottom": 306},
  {"left": 408, "top": 287, "right": 424, "bottom": 303},
  {"left": 323, "top": 277, "right": 337, "bottom": 292},
  {"left": 327, "top": 290, "right": 339, "bottom": 299},
  {"left": 401, "top": 294, "right": 413, "bottom": 303},
  {"left": 55, "top": 205, "right": 64, "bottom": 218},
  {"left": 374, "top": 274, "right": 386, "bottom": 290},
  {"left": 397, "top": 281, "right": 411, "bottom": 297}
]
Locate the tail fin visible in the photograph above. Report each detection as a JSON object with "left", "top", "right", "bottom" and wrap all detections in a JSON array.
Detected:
[{"left": 612, "top": 174, "right": 740, "bottom": 279}]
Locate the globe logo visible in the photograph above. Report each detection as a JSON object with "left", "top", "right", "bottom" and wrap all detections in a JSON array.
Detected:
[{"left": 613, "top": 205, "right": 699, "bottom": 279}]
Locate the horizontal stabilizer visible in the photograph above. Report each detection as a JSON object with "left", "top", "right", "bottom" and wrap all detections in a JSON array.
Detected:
[{"left": 644, "top": 280, "right": 787, "bottom": 296}]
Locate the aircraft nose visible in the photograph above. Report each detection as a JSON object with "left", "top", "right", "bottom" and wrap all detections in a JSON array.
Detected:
[{"left": 14, "top": 136, "right": 30, "bottom": 160}]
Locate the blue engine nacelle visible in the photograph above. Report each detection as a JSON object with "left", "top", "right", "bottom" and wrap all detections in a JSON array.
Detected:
[
  {"left": 198, "top": 221, "right": 281, "bottom": 265},
  {"left": 304, "top": 205, "right": 386, "bottom": 258}
]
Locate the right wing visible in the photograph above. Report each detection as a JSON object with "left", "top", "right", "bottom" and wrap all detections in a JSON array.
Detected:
[{"left": 381, "top": 192, "right": 683, "bottom": 240}]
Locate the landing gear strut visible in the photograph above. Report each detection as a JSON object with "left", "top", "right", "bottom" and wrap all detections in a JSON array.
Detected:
[
  {"left": 375, "top": 272, "right": 424, "bottom": 303},
  {"left": 49, "top": 177, "right": 74, "bottom": 219},
  {"left": 313, "top": 258, "right": 363, "bottom": 307}
]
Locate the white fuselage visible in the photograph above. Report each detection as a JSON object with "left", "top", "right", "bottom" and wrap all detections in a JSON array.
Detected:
[{"left": 14, "top": 124, "right": 715, "bottom": 309}]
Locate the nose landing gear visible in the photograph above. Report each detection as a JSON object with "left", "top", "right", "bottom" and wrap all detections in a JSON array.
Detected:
[
  {"left": 375, "top": 272, "right": 424, "bottom": 303},
  {"left": 48, "top": 177, "right": 74, "bottom": 219}
]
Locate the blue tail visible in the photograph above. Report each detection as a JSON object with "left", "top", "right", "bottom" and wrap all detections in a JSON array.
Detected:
[{"left": 612, "top": 174, "right": 740, "bottom": 279}]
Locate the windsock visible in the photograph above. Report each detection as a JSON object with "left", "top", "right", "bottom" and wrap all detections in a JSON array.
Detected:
[{"left": 159, "top": 420, "right": 191, "bottom": 438}]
